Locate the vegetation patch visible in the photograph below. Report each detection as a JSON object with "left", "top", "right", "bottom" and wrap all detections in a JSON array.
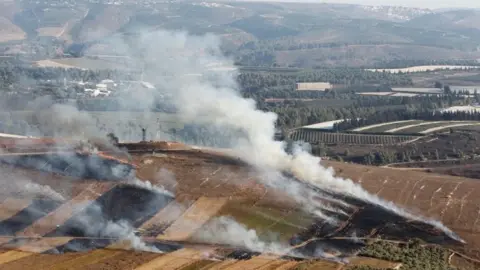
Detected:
[
  {"left": 179, "top": 260, "right": 216, "bottom": 270},
  {"left": 358, "top": 239, "right": 454, "bottom": 270},
  {"left": 216, "top": 202, "right": 313, "bottom": 242}
]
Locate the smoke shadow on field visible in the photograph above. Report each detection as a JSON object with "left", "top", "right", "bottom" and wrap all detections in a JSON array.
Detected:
[
  {"left": 45, "top": 238, "right": 115, "bottom": 253},
  {"left": 0, "top": 153, "right": 135, "bottom": 181},
  {"left": 46, "top": 185, "right": 174, "bottom": 238},
  {"left": 0, "top": 198, "right": 63, "bottom": 235}
]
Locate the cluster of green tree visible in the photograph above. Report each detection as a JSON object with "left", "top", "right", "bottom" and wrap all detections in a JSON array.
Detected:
[
  {"left": 229, "top": 16, "right": 300, "bottom": 40},
  {"left": 235, "top": 50, "right": 277, "bottom": 67},
  {"left": 232, "top": 36, "right": 480, "bottom": 67},
  {"left": 236, "top": 39, "right": 480, "bottom": 56},
  {"left": 271, "top": 94, "right": 466, "bottom": 131},
  {"left": 238, "top": 69, "right": 413, "bottom": 99},
  {"left": 361, "top": 150, "right": 423, "bottom": 166},
  {"left": 169, "top": 124, "right": 247, "bottom": 148},
  {"left": 75, "top": 98, "right": 176, "bottom": 112},
  {"left": 0, "top": 64, "right": 137, "bottom": 87},
  {"left": 359, "top": 239, "right": 454, "bottom": 270},
  {"left": 359, "top": 147, "right": 474, "bottom": 166}
]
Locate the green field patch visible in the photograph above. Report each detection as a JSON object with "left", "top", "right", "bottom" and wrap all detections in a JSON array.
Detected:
[{"left": 214, "top": 202, "right": 314, "bottom": 242}]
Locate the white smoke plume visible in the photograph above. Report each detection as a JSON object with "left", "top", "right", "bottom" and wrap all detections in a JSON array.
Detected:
[
  {"left": 0, "top": 166, "right": 65, "bottom": 201},
  {"left": 193, "top": 216, "right": 289, "bottom": 254},
  {"left": 127, "top": 178, "right": 174, "bottom": 198},
  {"left": 124, "top": 167, "right": 177, "bottom": 197},
  {"left": 106, "top": 29, "right": 462, "bottom": 242},
  {"left": 72, "top": 201, "right": 160, "bottom": 253},
  {"left": 20, "top": 181, "right": 65, "bottom": 201},
  {"left": 155, "top": 168, "right": 178, "bottom": 192}
]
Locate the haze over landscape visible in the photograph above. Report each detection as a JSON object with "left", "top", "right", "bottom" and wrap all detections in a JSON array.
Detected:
[
  {"left": 240, "top": 0, "right": 480, "bottom": 9},
  {"left": 0, "top": 0, "right": 479, "bottom": 269}
]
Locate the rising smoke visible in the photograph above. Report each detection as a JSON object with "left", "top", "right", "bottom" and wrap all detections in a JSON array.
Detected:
[
  {"left": 0, "top": 26, "right": 462, "bottom": 255},
  {"left": 193, "top": 216, "right": 289, "bottom": 254},
  {"left": 67, "top": 201, "right": 160, "bottom": 253},
  {"left": 0, "top": 165, "right": 65, "bottom": 201},
  {"left": 106, "top": 29, "right": 462, "bottom": 242}
]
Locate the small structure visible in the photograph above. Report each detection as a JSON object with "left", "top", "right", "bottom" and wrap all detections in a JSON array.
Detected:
[
  {"left": 96, "top": 83, "right": 108, "bottom": 89},
  {"left": 141, "top": 81, "right": 155, "bottom": 89},
  {"left": 296, "top": 82, "right": 332, "bottom": 91},
  {"left": 141, "top": 128, "right": 147, "bottom": 142},
  {"left": 101, "top": 79, "right": 116, "bottom": 88}
]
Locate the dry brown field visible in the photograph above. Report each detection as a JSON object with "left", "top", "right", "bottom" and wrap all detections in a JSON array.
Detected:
[{"left": 0, "top": 141, "right": 476, "bottom": 269}]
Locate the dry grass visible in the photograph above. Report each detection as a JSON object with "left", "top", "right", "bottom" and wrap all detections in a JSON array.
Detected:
[
  {"left": 34, "top": 60, "right": 79, "bottom": 69},
  {"left": 0, "top": 16, "right": 25, "bottom": 43},
  {"left": 37, "top": 27, "right": 64, "bottom": 37}
]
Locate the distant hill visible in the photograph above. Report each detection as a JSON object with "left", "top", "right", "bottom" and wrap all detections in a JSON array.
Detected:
[
  {"left": 408, "top": 10, "right": 480, "bottom": 30},
  {"left": 69, "top": 5, "right": 132, "bottom": 43},
  {"left": 0, "top": 16, "right": 26, "bottom": 43},
  {"left": 2, "top": 1, "right": 480, "bottom": 67}
]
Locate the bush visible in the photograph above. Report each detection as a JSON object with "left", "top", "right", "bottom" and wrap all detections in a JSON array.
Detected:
[{"left": 359, "top": 239, "right": 454, "bottom": 270}]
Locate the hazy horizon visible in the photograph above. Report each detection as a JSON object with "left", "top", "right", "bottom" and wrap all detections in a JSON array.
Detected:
[{"left": 230, "top": 0, "right": 480, "bottom": 9}]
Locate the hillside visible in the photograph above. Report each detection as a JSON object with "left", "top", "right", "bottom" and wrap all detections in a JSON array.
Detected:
[
  {"left": 0, "top": 138, "right": 472, "bottom": 269},
  {"left": 1, "top": 1, "right": 480, "bottom": 67},
  {"left": 0, "top": 16, "right": 25, "bottom": 43},
  {"left": 325, "top": 160, "right": 480, "bottom": 263},
  {"left": 408, "top": 9, "right": 480, "bottom": 31}
]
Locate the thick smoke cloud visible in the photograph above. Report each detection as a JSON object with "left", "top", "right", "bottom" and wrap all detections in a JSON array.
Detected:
[
  {"left": 70, "top": 201, "right": 160, "bottom": 253},
  {"left": 0, "top": 26, "right": 462, "bottom": 254},
  {"left": 193, "top": 216, "right": 289, "bottom": 254},
  {"left": 0, "top": 166, "right": 65, "bottom": 201},
  {"left": 105, "top": 29, "right": 461, "bottom": 241}
]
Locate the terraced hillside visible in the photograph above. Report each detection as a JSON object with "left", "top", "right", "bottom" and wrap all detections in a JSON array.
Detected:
[
  {"left": 289, "top": 129, "right": 420, "bottom": 145},
  {"left": 351, "top": 120, "right": 480, "bottom": 134},
  {"left": 0, "top": 138, "right": 472, "bottom": 269}
]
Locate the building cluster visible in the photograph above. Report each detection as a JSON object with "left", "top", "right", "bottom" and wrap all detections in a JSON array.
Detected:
[
  {"left": 74, "top": 79, "right": 155, "bottom": 98},
  {"left": 81, "top": 79, "right": 115, "bottom": 97}
]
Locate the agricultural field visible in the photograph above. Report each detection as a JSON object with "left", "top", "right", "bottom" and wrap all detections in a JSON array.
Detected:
[
  {"left": 350, "top": 120, "right": 480, "bottom": 134},
  {"left": 36, "top": 26, "right": 66, "bottom": 38},
  {"left": 366, "top": 65, "right": 480, "bottom": 73},
  {"left": 351, "top": 120, "right": 422, "bottom": 133},
  {"left": 289, "top": 129, "right": 419, "bottom": 145},
  {"left": 0, "top": 139, "right": 472, "bottom": 269},
  {"left": 34, "top": 58, "right": 131, "bottom": 71},
  {"left": 357, "top": 92, "right": 419, "bottom": 97},
  {"left": 324, "top": 159, "right": 480, "bottom": 263}
]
